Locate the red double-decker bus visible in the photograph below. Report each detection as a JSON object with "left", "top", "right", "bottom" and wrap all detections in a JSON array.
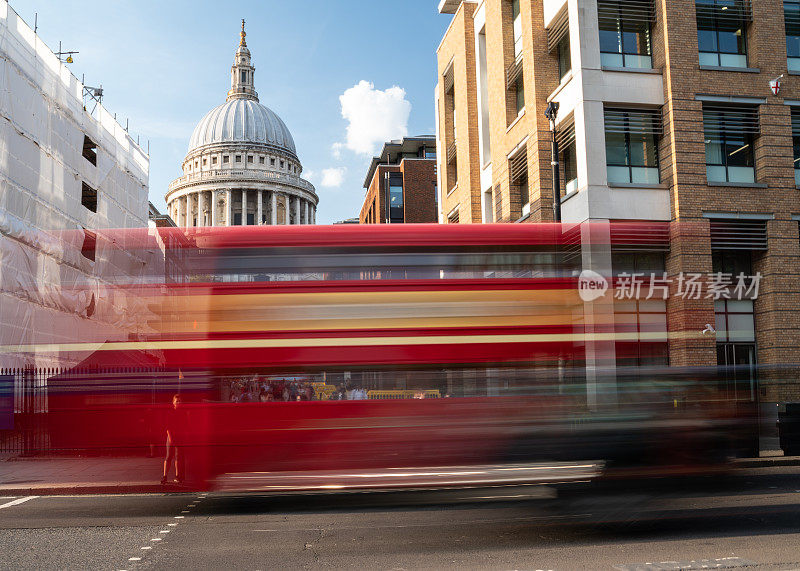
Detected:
[{"left": 33, "top": 223, "right": 755, "bottom": 491}]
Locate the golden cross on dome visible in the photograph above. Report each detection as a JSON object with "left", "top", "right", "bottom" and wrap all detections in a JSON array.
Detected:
[{"left": 240, "top": 19, "right": 247, "bottom": 46}]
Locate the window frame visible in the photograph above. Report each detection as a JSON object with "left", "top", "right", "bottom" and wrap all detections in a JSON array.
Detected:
[
  {"left": 598, "top": 1, "right": 653, "bottom": 69},
  {"left": 604, "top": 109, "right": 661, "bottom": 185},
  {"left": 696, "top": 0, "right": 749, "bottom": 68}
]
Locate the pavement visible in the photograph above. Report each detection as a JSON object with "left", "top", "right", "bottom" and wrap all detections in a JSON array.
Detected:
[{"left": 1, "top": 448, "right": 799, "bottom": 496}]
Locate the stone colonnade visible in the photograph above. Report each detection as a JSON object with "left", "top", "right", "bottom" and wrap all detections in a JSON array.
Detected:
[{"left": 171, "top": 189, "right": 316, "bottom": 227}]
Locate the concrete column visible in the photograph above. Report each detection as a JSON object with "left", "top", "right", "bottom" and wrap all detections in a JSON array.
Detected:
[
  {"left": 271, "top": 192, "right": 277, "bottom": 225},
  {"left": 257, "top": 191, "right": 263, "bottom": 225},
  {"left": 312, "top": 205, "right": 316, "bottom": 224},
  {"left": 283, "top": 195, "right": 290, "bottom": 225},
  {"left": 305, "top": 201, "right": 311, "bottom": 225},
  {"left": 294, "top": 196, "right": 300, "bottom": 226},
  {"left": 178, "top": 195, "right": 187, "bottom": 227},
  {"left": 198, "top": 191, "right": 207, "bottom": 227},
  {"left": 226, "top": 190, "right": 232, "bottom": 226},
  {"left": 241, "top": 190, "right": 248, "bottom": 226},
  {"left": 211, "top": 191, "right": 218, "bottom": 227}
]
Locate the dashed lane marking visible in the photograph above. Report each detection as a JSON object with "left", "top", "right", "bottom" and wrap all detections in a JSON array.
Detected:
[
  {"left": 0, "top": 496, "right": 37, "bottom": 510},
  {"left": 613, "top": 558, "right": 756, "bottom": 571}
]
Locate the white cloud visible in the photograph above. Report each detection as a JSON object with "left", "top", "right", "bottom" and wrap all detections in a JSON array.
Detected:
[
  {"left": 321, "top": 167, "right": 347, "bottom": 188},
  {"left": 331, "top": 142, "right": 344, "bottom": 160},
  {"left": 304, "top": 170, "right": 315, "bottom": 181},
  {"left": 338, "top": 80, "right": 411, "bottom": 156}
]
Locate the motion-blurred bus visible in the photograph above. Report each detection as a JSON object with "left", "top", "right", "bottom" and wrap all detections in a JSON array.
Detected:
[{"left": 7, "top": 224, "right": 758, "bottom": 491}]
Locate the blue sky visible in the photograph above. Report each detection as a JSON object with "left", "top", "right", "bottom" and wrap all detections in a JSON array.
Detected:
[{"left": 21, "top": 0, "right": 450, "bottom": 224}]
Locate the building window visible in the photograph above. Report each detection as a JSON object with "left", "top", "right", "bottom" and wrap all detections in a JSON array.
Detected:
[
  {"left": 388, "top": 172, "right": 404, "bottom": 223},
  {"left": 241, "top": 70, "right": 248, "bottom": 83},
  {"left": 259, "top": 156, "right": 265, "bottom": 164},
  {"left": 247, "top": 213, "right": 255, "bottom": 225},
  {"left": 793, "top": 108, "right": 800, "bottom": 186},
  {"left": 547, "top": 6, "right": 571, "bottom": 81},
  {"left": 511, "top": 0, "right": 523, "bottom": 57},
  {"left": 82, "top": 135, "right": 97, "bottom": 166},
  {"left": 425, "top": 148, "right": 437, "bottom": 159},
  {"left": 235, "top": 155, "right": 242, "bottom": 163},
  {"left": 598, "top": 0, "right": 654, "bottom": 69},
  {"left": 81, "top": 182, "right": 97, "bottom": 212},
  {"left": 604, "top": 107, "right": 662, "bottom": 185},
  {"left": 203, "top": 158, "right": 207, "bottom": 166},
  {"left": 81, "top": 229, "right": 96, "bottom": 262},
  {"left": 248, "top": 155, "right": 254, "bottom": 163},
  {"left": 223, "top": 155, "right": 230, "bottom": 164},
  {"left": 280, "top": 160, "right": 285, "bottom": 168},
  {"left": 443, "top": 67, "right": 458, "bottom": 192},
  {"left": 557, "top": 34, "right": 571, "bottom": 81},
  {"left": 715, "top": 299, "right": 755, "bottom": 342},
  {"left": 556, "top": 114, "right": 578, "bottom": 195},
  {"left": 212, "top": 156, "right": 218, "bottom": 165},
  {"left": 509, "top": 146, "right": 529, "bottom": 217},
  {"left": 787, "top": 1, "right": 800, "bottom": 72},
  {"left": 447, "top": 208, "right": 460, "bottom": 224},
  {"left": 696, "top": 0, "right": 752, "bottom": 68},
  {"left": 506, "top": 53, "right": 524, "bottom": 124},
  {"left": 703, "top": 103, "right": 759, "bottom": 183},
  {"left": 270, "top": 157, "right": 276, "bottom": 166},
  {"left": 233, "top": 212, "right": 242, "bottom": 225}
]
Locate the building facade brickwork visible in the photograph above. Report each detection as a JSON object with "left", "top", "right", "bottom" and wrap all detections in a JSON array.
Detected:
[
  {"left": 435, "top": 0, "right": 800, "bottom": 410},
  {"left": 359, "top": 137, "right": 438, "bottom": 224}
]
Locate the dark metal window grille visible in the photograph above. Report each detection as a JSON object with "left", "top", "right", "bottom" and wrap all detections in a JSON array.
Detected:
[
  {"left": 703, "top": 104, "right": 760, "bottom": 136},
  {"left": 555, "top": 112, "right": 576, "bottom": 149},
  {"left": 494, "top": 185, "right": 503, "bottom": 222},
  {"left": 506, "top": 55, "right": 524, "bottom": 86},
  {"left": 792, "top": 107, "right": 800, "bottom": 170},
  {"left": 695, "top": 0, "right": 752, "bottom": 24},
  {"left": 709, "top": 219, "right": 768, "bottom": 251},
  {"left": 787, "top": 0, "right": 800, "bottom": 37},
  {"left": 610, "top": 222, "right": 670, "bottom": 252},
  {"left": 509, "top": 147, "right": 528, "bottom": 183},
  {"left": 605, "top": 107, "right": 663, "bottom": 135},
  {"left": 598, "top": 0, "right": 655, "bottom": 24},
  {"left": 547, "top": 6, "right": 570, "bottom": 52},
  {"left": 443, "top": 70, "right": 454, "bottom": 93},
  {"left": 447, "top": 142, "right": 457, "bottom": 164}
]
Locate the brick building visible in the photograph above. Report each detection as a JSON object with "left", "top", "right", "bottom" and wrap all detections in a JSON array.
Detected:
[
  {"left": 360, "top": 137, "right": 439, "bottom": 224},
  {"left": 435, "top": 0, "right": 800, "bottom": 421}
]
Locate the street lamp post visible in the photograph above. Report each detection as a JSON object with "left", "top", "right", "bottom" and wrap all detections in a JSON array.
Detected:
[{"left": 545, "top": 102, "right": 561, "bottom": 223}]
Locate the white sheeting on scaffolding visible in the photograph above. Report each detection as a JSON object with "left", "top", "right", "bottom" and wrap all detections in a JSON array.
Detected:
[{"left": 0, "top": 4, "right": 154, "bottom": 370}]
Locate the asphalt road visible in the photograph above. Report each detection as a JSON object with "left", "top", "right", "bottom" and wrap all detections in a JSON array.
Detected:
[{"left": 1, "top": 466, "right": 800, "bottom": 570}]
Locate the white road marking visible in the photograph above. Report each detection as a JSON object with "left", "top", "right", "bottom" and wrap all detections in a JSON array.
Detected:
[
  {"left": 150, "top": 538, "right": 162, "bottom": 542},
  {"left": 159, "top": 530, "right": 170, "bottom": 534},
  {"left": 128, "top": 557, "right": 141, "bottom": 562},
  {"left": 174, "top": 516, "right": 184, "bottom": 519},
  {"left": 0, "top": 496, "right": 37, "bottom": 510},
  {"left": 141, "top": 546, "right": 152, "bottom": 550},
  {"left": 167, "top": 523, "right": 178, "bottom": 527}
]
